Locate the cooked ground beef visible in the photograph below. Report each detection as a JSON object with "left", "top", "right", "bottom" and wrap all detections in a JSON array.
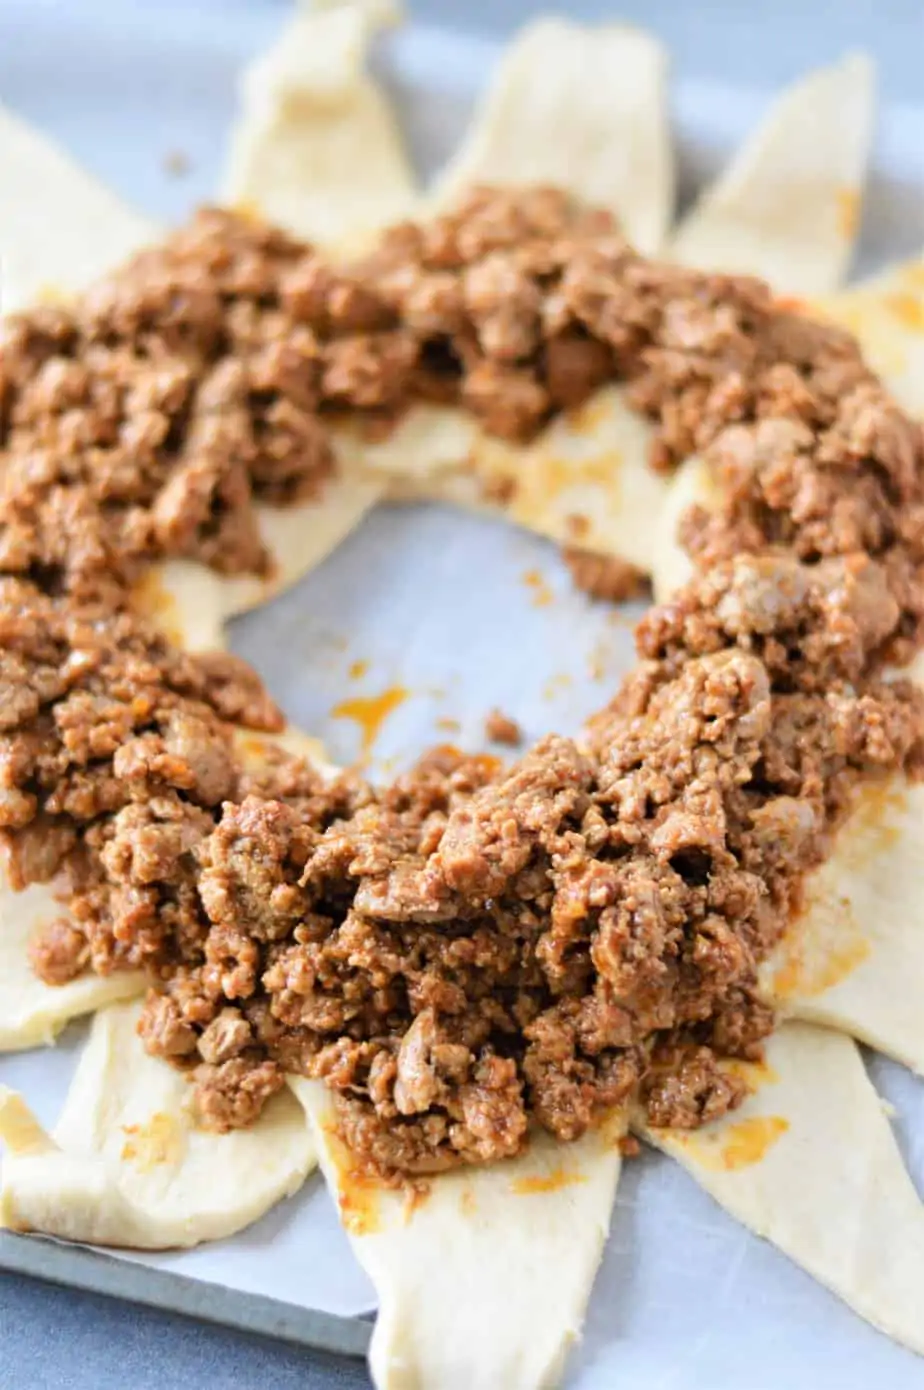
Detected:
[
  {"left": 3, "top": 188, "right": 924, "bottom": 1176},
  {"left": 146, "top": 569, "right": 922, "bottom": 1168},
  {"left": 0, "top": 209, "right": 402, "bottom": 602},
  {"left": 484, "top": 708, "right": 523, "bottom": 746},
  {"left": 563, "top": 548, "right": 648, "bottom": 603},
  {"left": 3, "top": 190, "right": 922, "bottom": 638}
]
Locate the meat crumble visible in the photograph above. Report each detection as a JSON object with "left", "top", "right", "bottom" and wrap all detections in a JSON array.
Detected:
[
  {"left": 2, "top": 188, "right": 924, "bottom": 1177},
  {"left": 563, "top": 548, "right": 648, "bottom": 604},
  {"left": 484, "top": 708, "right": 523, "bottom": 746}
]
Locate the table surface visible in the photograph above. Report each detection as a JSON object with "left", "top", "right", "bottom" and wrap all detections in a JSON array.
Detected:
[
  {"left": 0, "top": 1270, "right": 371, "bottom": 1390},
  {"left": 1, "top": 1, "right": 922, "bottom": 1386}
]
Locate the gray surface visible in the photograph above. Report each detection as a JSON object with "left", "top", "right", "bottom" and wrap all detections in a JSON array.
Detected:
[
  {"left": 0, "top": 1, "right": 922, "bottom": 1387},
  {"left": 0, "top": 1229, "right": 372, "bottom": 1359},
  {"left": 0, "top": 1271, "right": 370, "bottom": 1390}
]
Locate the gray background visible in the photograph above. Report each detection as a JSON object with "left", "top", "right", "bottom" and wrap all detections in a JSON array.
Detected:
[{"left": 0, "top": 1, "right": 922, "bottom": 1387}]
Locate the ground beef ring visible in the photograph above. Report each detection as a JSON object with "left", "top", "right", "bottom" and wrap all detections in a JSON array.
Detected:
[{"left": 0, "top": 187, "right": 923, "bottom": 1192}]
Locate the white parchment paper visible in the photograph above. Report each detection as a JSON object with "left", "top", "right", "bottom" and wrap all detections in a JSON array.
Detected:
[{"left": 1, "top": 5, "right": 924, "bottom": 1386}]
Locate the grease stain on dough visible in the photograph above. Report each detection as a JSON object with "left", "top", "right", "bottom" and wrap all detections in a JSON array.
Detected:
[
  {"left": 0, "top": 1002, "right": 315, "bottom": 1249},
  {"left": 458, "top": 1186, "right": 478, "bottom": 1217},
  {"left": 510, "top": 1165, "right": 587, "bottom": 1196},
  {"left": 838, "top": 779, "right": 909, "bottom": 866},
  {"left": 771, "top": 899, "right": 871, "bottom": 1001},
  {"left": 236, "top": 733, "right": 280, "bottom": 762},
  {"left": 835, "top": 186, "right": 860, "bottom": 239},
  {"left": 722, "top": 1057, "right": 780, "bottom": 1088},
  {"left": 818, "top": 255, "right": 924, "bottom": 412},
  {"left": 129, "top": 570, "right": 185, "bottom": 646},
  {"left": 322, "top": 1122, "right": 382, "bottom": 1237},
  {"left": 883, "top": 290, "right": 924, "bottom": 332},
  {"left": 120, "top": 1112, "right": 185, "bottom": 1172},
  {"left": 719, "top": 1116, "right": 790, "bottom": 1170},
  {"left": 669, "top": 1115, "right": 790, "bottom": 1172},
  {"left": 506, "top": 412, "right": 624, "bottom": 520}
]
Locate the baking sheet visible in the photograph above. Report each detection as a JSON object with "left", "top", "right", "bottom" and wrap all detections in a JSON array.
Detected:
[{"left": 1, "top": 3, "right": 924, "bottom": 1386}]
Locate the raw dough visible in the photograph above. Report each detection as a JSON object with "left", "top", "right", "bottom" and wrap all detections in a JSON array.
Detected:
[
  {"left": 669, "top": 54, "right": 874, "bottom": 293},
  {"left": 639, "top": 1022, "right": 924, "bottom": 1356},
  {"left": 0, "top": 99, "right": 153, "bottom": 311},
  {"left": 223, "top": 0, "right": 418, "bottom": 245},
  {"left": 647, "top": 251, "right": 924, "bottom": 1082},
  {"left": 0, "top": 878, "right": 142, "bottom": 1052},
  {"left": 347, "top": 11, "right": 676, "bottom": 564},
  {"left": 0, "top": 87, "right": 386, "bottom": 659},
  {"left": 649, "top": 453, "right": 713, "bottom": 601},
  {"left": 817, "top": 251, "right": 924, "bottom": 417},
  {"left": 0, "top": 723, "right": 331, "bottom": 1055},
  {"left": 352, "top": 389, "right": 665, "bottom": 574},
  {"left": 292, "top": 1077, "right": 626, "bottom": 1390},
  {"left": 649, "top": 250, "right": 924, "bottom": 607},
  {"left": 0, "top": 1000, "right": 314, "bottom": 1249},
  {"left": 135, "top": 469, "right": 384, "bottom": 652},
  {"left": 762, "top": 777, "right": 924, "bottom": 1075},
  {"left": 434, "top": 17, "right": 673, "bottom": 255}
]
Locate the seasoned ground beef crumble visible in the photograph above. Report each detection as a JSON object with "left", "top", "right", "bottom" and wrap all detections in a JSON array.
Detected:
[
  {"left": 3, "top": 188, "right": 924, "bottom": 1176},
  {"left": 563, "top": 547, "right": 648, "bottom": 603},
  {"left": 484, "top": 707, "right": 523, "bottom": 745}
]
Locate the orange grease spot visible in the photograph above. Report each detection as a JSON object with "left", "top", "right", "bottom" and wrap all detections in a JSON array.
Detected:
[
  {"left": 883, "top": 290, "right": 924, "bottom": 333},
  {"left": 772, "top": 916, "right": 870, "bottom": 999},
  {"left": 230, "top": 198, "right": 265, "bottom": 225},
  {"left": 348, "top": 659, "right": 370, "bottom": 680},
  {"left": 332, "top": 686, "right": 409, "bottom": 756},
  {"left": 836, "top": 188, "right": 860, "bottom": 239},
  {"left": 402, "top": 1183, "right": 431, "bottom": 1223},
  {"left": 542, "top": 672, "right": 573, "bottom": 700},
  {"left": 722, "top": 1058, "right": 779, "bottom": 1088},
  {"left": 459, "top": 1187, "right": 478, "bottom": 1217},
  {"left": 718, "top": 1116, "right": 789, "bottom": 1171},
  {"left": 121, "top": 1112, "right": 183, "bottom": 1172},
  {"left": 513, "top": 448, "right": 622, "bottom": 528},
  {"left": 902, "top": 261, "right": 924, "bottom": 290},
  {"left": 130, "top": 572, "right": 184, "bottom": 645},
  {"left": 511, "top": 1165, "right": 587, "bottom": 1196},
  {"left": 522, "top": 568, "right": 553, "bottom": 608},
  {"left": 599, "top": 1107, "right": 629, "bottom": 1148},
  {"left": 237, "top": 734, "right": 271, "bottom": 761},
  {"left": 841, "top": 780, "right": 908, "bottom": 864},
  {"left": 566, "top": 394, "right": 612, "bottom": 433},
  {"left": 36, "top": 283, "right": 71, "bottom": 307},
  {"left": 772, "top": 779, "right": 906, "bottom": 999},
  {"left": 324, "top": 1123, "right": 382, "bottom": 1236},
  {"left": 436, "top": 716, "right": 461, "bottom": 733},
  {"left": 671, "top": 1115, "right": 790, "bottom": 1172}
]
